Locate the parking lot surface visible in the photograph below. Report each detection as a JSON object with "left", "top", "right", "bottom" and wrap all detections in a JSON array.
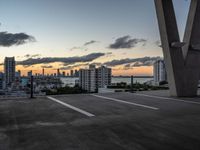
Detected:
[{"left": 0, "top": 92, "right": 200, "bottom": 150}]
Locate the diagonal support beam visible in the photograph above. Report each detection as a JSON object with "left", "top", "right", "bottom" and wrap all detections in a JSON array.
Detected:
[
  {"left": 155, "top": 0, "right": 200, "bottom": 97},
  {"left": 182, "top": 0, "right": 200, "bottom": 60}
]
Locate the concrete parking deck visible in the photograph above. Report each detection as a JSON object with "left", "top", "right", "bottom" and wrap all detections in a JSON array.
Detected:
[{"left": 1, "top": 92, "right": 200, "bottom": 150}]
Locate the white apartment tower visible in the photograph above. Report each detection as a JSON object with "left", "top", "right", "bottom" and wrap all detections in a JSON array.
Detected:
[
  {"left": 153, "top": 60, "right": 167, "bottom": 83},
  {"left": 4, "top": 57, "right": 16, "bottom": 87},
  {"left": 96, "top": 66, "right": 111, "bottom": 88},
  {"left": 0, "top": 72, "right": 4, "bottom": 90},
  {"left": 79, "top": 65, "right": 112, "bottom": 92},
  {"left": 79, "top": 66, "right": 97, "bottom": 92}
]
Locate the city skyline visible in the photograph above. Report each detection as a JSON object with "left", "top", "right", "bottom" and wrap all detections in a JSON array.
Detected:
[{"left": 0, "top": 0, "right": 190, "bottom": 76}]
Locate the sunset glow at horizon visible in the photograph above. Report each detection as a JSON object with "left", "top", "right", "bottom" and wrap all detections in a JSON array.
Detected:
[{"left": 0, "top": 0, "right": 190, "bottom": 76}]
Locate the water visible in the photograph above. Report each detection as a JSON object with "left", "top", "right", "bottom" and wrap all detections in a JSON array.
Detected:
[
  {"left": 60, "top": 77, "right": 153, "bottom": 87},
  {"left": 112, "top": 77, "right": 153, "bottom": 84}
]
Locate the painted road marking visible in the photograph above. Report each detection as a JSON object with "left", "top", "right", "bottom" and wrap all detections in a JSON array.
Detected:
[
  {"left": 134, "top": 93, "right": 200, "bottom": 105},
  {"left": 91, "top": 94, "right": 159, "bottom": 110},
  {"left": 47, "top": 96, "right": 95, "bottom": 117}
]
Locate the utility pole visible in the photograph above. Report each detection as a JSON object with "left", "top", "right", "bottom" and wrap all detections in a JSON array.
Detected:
[{"left": 131, "top": 75, "right": 134, "bottom": 93}]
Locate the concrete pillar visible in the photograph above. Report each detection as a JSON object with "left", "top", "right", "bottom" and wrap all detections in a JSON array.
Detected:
[{"left": 154, "top": 0, "right": 200, "bottom": 97}]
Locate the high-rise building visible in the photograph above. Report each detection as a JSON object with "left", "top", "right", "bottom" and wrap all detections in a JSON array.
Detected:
[
  {"left": 27, "top": 70, "right": 33, "bottom": 77},
  {"left": 42, "top": 68, "right": 45, "bottom": 76},
  {"left": 74, "top": 70, "right": 79, "bottom": 77},
  {"left": 62, "top": 71, "right": 66, "bottom": 77},
  {"left": 79, "top": 65, "right": 112, "bottom": 92},
  {"left": 79, "top": 67, "right": 97, "bottom": 92},
  {"left": 0, "top": 72, "right": 4, "bottom": 90},
  {"left": 89, "top": 64, "right": 96, "bottom": 69},
  {"left": 57, "top": 69, "right": 60, "bottom": 77},
  {"left": 153, "top": 60, "right": 167, "bottom": 84},
  {"left": 70, "top": 70, "right": 74, "bottom": 77},
  {"left": 15, "top": 70, "right": 21, "bottom": 83},
  {"left": 18, "top": 70, "right": 21, "bottom": 77},
  {"left": 96, "top": 66, "right": 112, "bottom": 88},
  {"left": 15, "top": 70, "right": 21, "bottom": 78},
  {"left": 4, "top": 57, "right": 16, "bottom": 87}
]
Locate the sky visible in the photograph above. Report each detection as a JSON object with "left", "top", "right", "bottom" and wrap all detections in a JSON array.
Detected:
[{"left": 0, "top": 0, "right": 190, "bottom": 76}]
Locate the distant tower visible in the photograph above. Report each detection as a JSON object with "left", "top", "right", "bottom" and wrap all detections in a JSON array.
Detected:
[
  {"left": 15, "top": 70, "right": 21, "bottom": 83},
  {"left": 74, "top": 69, "right": 79, "bottom": 77},
  {"left": 70, "top": 70, "right": 74, "bottom": 77},
  {"left": 89, "top": 64, "right": 96, "bottom": 69},
  {"left": 0, "top": 72, "right": 4, "bottom": 90},
  {"left": 62, "top": 71, "right": 66, "bottom": 77},
  {"left": 57, "top": 69, "right": 60, "bottom": 77},
  {"left": 27, "top": 70, "right": 33, "bottom": 77},
  {"left": 153, "top": 60, "right": 167, "bottom": 84},
  {"left": 15, "top": 70, "right": 21, "bottom": 78},
  {"left": 4, "top": 57, "right": 15, "bottom": 87},
  {"left": 18, "top": 70, "right": 21, "bottom": 77},
  {"left": 42, "top": 68, "right": 45, "bottom": 76}
]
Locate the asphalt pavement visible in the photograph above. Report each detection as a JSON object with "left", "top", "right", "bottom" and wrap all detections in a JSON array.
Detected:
[{"left": 0, "top": 91, "right": 200, "bottom": 150}]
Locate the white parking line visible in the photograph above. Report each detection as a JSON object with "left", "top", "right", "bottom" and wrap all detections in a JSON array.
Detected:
[
  {"left": 47, "top": 96, "right": 95, "bottom": 117},
  {"left": 134, "top": 93, "right": 200, "bottom": 105},
  {"left": 91, "top": 94, "right": 159, "bottom": 110}
]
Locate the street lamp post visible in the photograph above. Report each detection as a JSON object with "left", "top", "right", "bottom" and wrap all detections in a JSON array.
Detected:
[{"left": 131, "top": 75, "right": 134, "bottom": 93}]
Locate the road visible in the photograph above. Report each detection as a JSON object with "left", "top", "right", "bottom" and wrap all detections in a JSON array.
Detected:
[{"left": 0, "top": 91, "right": 200, "bottom": 150}]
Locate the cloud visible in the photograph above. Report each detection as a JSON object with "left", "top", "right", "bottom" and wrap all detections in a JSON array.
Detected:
[
  {"left": 59, "top": 63, "right": 90, "bottom": 70},
  {"left": 104, "top": 56, "right": 162, "bottom": 67},
  {"left": 41, "top": 65, "right": 53, "bottom": 69},
  {"left": 24, "top": 54, "right": 41, "bottom": 58},
  {"left": 106, "top": 52, "right": 112, "bottom": 55},
  {"left": 70, "top": 46, "right": 88, "bottom": 51},
  {"left": 84, "top": 40, "right": 98, "bottom": 46},
  {"left": 123, "top": 64, "right": 132, "bottom": 70},
  {"left": 59, "top": 66, "right": 74, "bottom": 70},
  {"left": 70, "top": 46, "right": 82, "bottom": 51},
  {"left": 109, "top": 35, "right": 146, "bottom": 49},
  {"left": 104, "top": 52, "right": 114, "bottom": 57},
  {"left": 89, "top": 62, "right": 102, "bottom": 66},
  {"left": 17, "top": 53, "right": 105, "bottom": 66},
  {"left": 70, "top": 40, "right": 98, "bottom": 51},
  {"left": 132, "top": 60, "right": 154, "bottom": 67},
  {"left": 60, "top": 61, "right": 105, "bottom": 70},
  {"left": 0, "top": 32, "right": 35, "bottom": 47}
]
